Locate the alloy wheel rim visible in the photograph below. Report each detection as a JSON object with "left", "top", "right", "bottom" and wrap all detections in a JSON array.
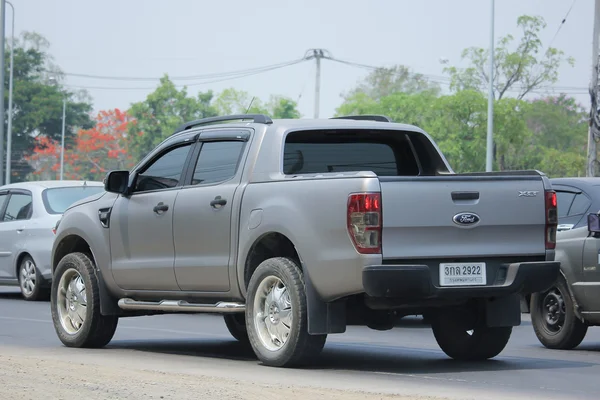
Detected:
[
  {"left": 542, "top": 287, "right": 566, "bottom": 333},
  {"left": 253, "top": 276, "right": 293, "bottom": 351},
  {"left": 19, "top": 260, "right": 37, "bottom": 296},
  {"left": 56, "top": 268, "right": 88, "bottom": 335}
]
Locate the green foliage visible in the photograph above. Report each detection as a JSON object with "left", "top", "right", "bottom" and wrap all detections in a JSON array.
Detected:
[
  {"left": 7, "top": 31, "right": 94, "bottom": 182},
  {"left": 127, "top": 76, "right": 218, "bottom": 162},
  {"left": 335, "top": 89, "right": 586, "bottom": 177},
  {"left": 342, "top": 65, "right": 441, "bottom": 102},
  {"left": 444, "top": 15, "right": 575, "bottom": 100},
  {"left": 213, "top": 88, "right": 301, "bottom": 118}
]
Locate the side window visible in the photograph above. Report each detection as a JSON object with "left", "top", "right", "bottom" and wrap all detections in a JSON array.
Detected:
[
  {"left": 3, "top": 193, "right": 33, "bottom": 222},
  {"left": 191, "top": 141, "right": 245, "bottom": 185},
  {"left": 0, "top": 193, "right": 7, "bottom": 215},
  {"left": 134, "top": 144, "right": 192, "bottom": 193},
  {"left": 556, "top": 191, "right": 576, "bottom": 218},
  {"left": 569, "top": 193, "right": 591, "bottom": 216}
]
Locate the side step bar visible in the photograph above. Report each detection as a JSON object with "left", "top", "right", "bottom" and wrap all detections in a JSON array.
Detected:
[{"left": 117, "top": 298, "right": 245, "bottom": 313}]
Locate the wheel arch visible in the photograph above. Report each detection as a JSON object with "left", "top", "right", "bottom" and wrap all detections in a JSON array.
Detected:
[{"left": 242, "top": 231, "right": 346, "bottom": 335}]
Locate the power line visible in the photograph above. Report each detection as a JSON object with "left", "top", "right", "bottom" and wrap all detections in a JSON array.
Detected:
[
  {"left": 56, "top": 58, "right": 307, "bottom": 82},
  {"left": 547, "top": 0, "right": 578, "bottom": 51},
  {"left": 63, "top": 59, "right": 308, "bottom": 91}
]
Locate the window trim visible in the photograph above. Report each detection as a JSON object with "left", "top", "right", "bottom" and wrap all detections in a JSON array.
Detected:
[
  {"left": 181, "top": 128, "right": 251, "bottom": 188},
  {"left": 1, "top": 189, "right": 33, "bottom": 223},
  {"left": 129, "top": 141, "right": 197, "bottom": 196},
  {"left": 0, "top": 190, "right": 9, "bottom": 221},
  {"left": 568, "top": 191, "right": 592, "bottom": 217}
]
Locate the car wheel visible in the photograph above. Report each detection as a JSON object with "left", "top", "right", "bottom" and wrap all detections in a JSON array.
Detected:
[
  {"left": 18, "top": 255, "right": 49, "bottom": 301},
  {"left": 530, "top": 278, "right": 588, "bottom": 350},
  {"left": 50, "top": 252, "right": 118, "bottom": 348},
  {"left": 223, "top": 313, "right": 249, "bottom": 344},
  {"left": 431, "top": 309, "right": 512, "bottom": 361},
  {"left": 246, "top": 257, "right": 327, "bottom": 367}
]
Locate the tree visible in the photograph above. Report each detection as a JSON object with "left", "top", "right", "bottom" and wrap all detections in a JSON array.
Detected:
[
  {"left": 213, "top": 88, "right": 301, "bottom": 118},
  {"left": 26, "top": 109, "right": 141, "bottom": 181},
  {"left": 334, "top": 89, "right": 586, "bottom": 177},
  {"left": 127, "top": 76, "right": 218, "bottom": 162},
  {"left": 342, "top": 65, "right": 441, "bottom": 102},
  {"left": 444, "top": 15, "right": 574, "bottom": 100},
  {"left": 5, "top": 31, "right": 94, "bottom": 181}
]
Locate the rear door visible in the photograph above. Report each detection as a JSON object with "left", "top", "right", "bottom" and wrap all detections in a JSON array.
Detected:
[
  {"left": 173, "top": 129, "right": 250, "bottom": 292},
  {"left": 0, "top": 190, "right": 33, "bottom": 280}
]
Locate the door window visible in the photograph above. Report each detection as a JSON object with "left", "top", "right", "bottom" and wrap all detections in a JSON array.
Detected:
[
  {"left": 191, "top": 141, "right": 245, "bottom": 185},
  {"left": 134, "top": 144, "right": 192, "bottom": 193},
  {"left": 3, "top": 193, "right": 33, "bottom": 222},
  {"left": 0, "top": 193, "right": 7, "bottom": 215},
  {"left": 556, "top": 191, "right": 576, "bottom": 218},
  {"left": 568, "top": 193, "right": 591, "bottom": 217}
]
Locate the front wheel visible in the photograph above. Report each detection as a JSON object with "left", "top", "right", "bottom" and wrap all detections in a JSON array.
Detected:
[
  {"left": 431, "top": 309, "right": 512, "bottom": 361},
  {"left": 246, "top": 257, "right": 327, "bottom": 367},
  {"left": 18, "top": 255, "right": 49, "bottom": 301},
  {"left": 50, "top": 252, "right": 118, "bottom": 348},
  {"left": 530, "top": 278, "right": 588, "bottom": 350}
]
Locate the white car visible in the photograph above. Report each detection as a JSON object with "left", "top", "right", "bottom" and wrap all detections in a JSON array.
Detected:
[{"left": 0, "top": 180, "right": 105, "bottom": 300}]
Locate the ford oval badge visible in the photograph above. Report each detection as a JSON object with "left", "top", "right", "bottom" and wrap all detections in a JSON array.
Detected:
[{"left": 453, "top": 212, "right": 480, "bottom": 226}]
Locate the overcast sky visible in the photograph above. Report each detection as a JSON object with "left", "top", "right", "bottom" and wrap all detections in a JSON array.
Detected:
[{"left": 10, "top": 0, "right": 596, "bottom": 118}]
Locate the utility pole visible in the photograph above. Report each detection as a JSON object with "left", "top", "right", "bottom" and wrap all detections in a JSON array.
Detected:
[
  {"left": 587, "top": 0, "right": 600, "bottom": 177},
  {"left": 0, "top": 0, "right": 7, "bottom": 186},
  {"left": 304, "top": 49, "right": 330, "bottom": 119},
  {"left": 60, "top": 98, "right": 66, "bottom": 180},
  {"left": 485, "top": 0, "right": 495, "bottom": 172}
]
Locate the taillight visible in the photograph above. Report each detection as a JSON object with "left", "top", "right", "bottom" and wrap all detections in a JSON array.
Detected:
[
  {"left": 545, "top": 190, "right": 557, "bottom": 249},
  {"left": 347, "top": 192, "right": 382, "bottom": 254}
]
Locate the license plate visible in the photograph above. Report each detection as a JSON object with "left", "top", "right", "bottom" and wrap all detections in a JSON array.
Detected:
[{"left": 439, "top": 262, "right": 486, "bottom": 286}]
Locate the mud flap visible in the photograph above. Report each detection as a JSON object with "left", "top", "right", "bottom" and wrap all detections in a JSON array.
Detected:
[
  {"left": 96, "top": 268, "right": 120, "bottom": 316},
  {"left": 304, "top": 267, "right": 346, "bottom": 335},
  {"left": 485, "top": 294, "right": 521, "bottom": 327}
]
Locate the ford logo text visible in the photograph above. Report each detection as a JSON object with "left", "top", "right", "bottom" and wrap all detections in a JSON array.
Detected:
[{"left": 453, "top": 212, "right": 480, "bottom": 226}]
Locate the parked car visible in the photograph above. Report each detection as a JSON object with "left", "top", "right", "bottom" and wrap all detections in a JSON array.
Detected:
[
  {"left": 49, "top": 114, "right": 559, "bottom": 368},
  {"left": 0, "top": 180, "right": 105, "bottom": 300},
  {"left": 529, "top": 177, "right": 600, "bottom": 349}
]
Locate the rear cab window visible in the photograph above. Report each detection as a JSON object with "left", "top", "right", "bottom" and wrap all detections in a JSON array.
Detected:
[
  {"left": 42, "top": 186, "right": 105, "bottom": 214},
  {"left": 282, "top": 129, "right": 447, "bottom": 176}
]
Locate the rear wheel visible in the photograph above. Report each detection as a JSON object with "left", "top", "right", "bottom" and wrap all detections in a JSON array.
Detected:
[
  {"left": 431, "top": 308, "right": 512, "bottom": 361},
  {"left": 246, "top": 257, "right": 327, "bottom": 367},
  {"left": 50, "top": 252, "right": 118, "bottom": 348},
  {"left": 530, "top": 278, "right": 588, "bottom": 350},
  {"left": 18, "top": 255, "right": 49, "bottom": 301}
]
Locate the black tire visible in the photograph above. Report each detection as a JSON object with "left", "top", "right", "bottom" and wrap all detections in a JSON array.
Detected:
[
  {"left": 50, "top": 252, "right": 118, "bottom": 348},
  {"left": 530, "top": 278, "right": 588, "bottom": 350},
  {"left": 245, "top": 257, "right": 327, "bottom": 367},
  {"left": 431, "top": 310, "right": 512, "bottom": 361},
  {"left": 224, "top": 313, "right": 249, "bottom": 344},
  {"left": 18, "top": 255, "right": 50, "bottom": 301}
]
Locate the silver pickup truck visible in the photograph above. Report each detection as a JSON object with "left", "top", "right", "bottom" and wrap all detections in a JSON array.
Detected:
[{"left": 49, "top": 114, "right": 560, "bottom": 367}]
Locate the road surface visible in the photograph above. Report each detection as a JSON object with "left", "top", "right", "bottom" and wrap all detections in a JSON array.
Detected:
[{"left": 0, "top": 286, "right": 598, "bottom": 400}]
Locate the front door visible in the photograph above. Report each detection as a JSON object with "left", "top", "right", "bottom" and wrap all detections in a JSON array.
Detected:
[
  {"left": 173, "top": 133, "right": 249, "bottom": 292},
  {"left": 110, "top": 142, "right": 194, "bottom": 291}
]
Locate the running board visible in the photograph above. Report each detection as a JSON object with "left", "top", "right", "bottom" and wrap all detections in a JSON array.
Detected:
[{"left": 117, "top": 298, "right": 245, "bottom": 313}]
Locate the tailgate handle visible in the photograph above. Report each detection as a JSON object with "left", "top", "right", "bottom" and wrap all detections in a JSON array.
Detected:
[{"left": 451, "top": 191, "right": 480, "bottom": 201}]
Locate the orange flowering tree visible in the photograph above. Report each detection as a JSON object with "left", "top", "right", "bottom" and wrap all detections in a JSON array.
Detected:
[{"left": 26, "top": 108, "right": 142, "bottom": 181}]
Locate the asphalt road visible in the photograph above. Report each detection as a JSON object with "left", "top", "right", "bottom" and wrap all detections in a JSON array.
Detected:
[{"left": 1, "top": 286, "right": 599, "bottom": 400}]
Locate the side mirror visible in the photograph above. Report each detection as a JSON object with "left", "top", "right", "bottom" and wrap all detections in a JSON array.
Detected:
[
  {"left": 104, "top": 170, "right": 130, "bottom": 194},
  {"left": 587, "top": 213, "right": 600, "bottom": 234}
]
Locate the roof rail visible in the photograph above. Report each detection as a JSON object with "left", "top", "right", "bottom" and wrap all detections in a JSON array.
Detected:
[
  {"left": 173, "top": 114, "right": 273, "bottom": 134},
  {"left": 330, "top": 115, "right": 393, "bottom": 123}
]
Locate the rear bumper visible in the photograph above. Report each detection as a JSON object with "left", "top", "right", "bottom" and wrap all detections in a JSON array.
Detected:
[{"left": 362, "top": 261, "right": 560, "bottom": 299}]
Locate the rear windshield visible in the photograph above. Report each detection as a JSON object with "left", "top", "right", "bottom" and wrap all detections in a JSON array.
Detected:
[
  {"left": 283, "top": 129, "right": 422, "bottom": 176},
  {"left": 42, "top": 186, "right": 105, "bottom": 214}
]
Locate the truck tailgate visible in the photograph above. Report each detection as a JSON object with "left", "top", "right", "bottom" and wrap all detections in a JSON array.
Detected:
[{"left": 379, "top": 174, "right": 548, "bottom": 260}]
